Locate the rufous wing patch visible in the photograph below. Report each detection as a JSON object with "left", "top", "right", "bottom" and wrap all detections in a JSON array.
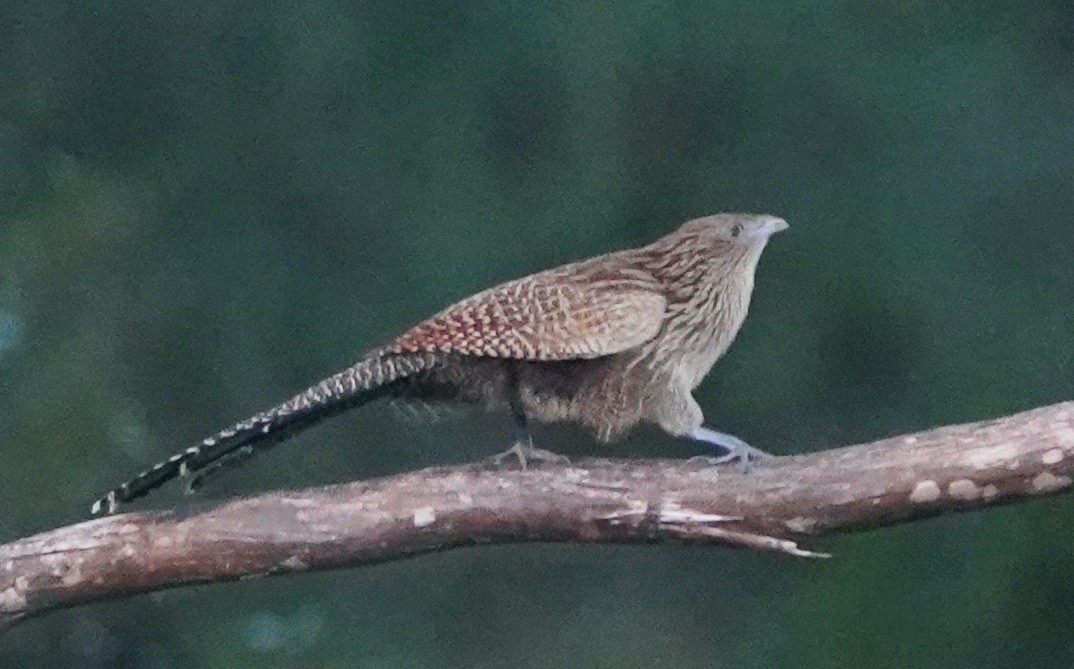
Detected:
[{"left": 391, "top": 274, "right": 666, "bottom": 361}]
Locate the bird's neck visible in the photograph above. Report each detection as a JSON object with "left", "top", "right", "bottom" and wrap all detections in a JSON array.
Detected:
[
  {"left": 635, "top": 237, "right": 765, "bottom": 387},
  {"left": 640, "top": 236, "right": 761, "bottom": 303}
]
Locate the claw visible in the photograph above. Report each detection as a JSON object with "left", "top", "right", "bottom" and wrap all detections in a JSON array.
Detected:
[
  {"left": 687, "top": 426, "right": 771, "bottom": 473},
  {"left": 485, "top": 442, "right": 571, "bottom": 469}
]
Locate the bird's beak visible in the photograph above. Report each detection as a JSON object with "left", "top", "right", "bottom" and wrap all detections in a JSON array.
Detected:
[
  {"left": 747, "top": 215, "right": 788, "bottom": 241},
  {"left": 763, "top": 216, "right": 789, "bottom": 235}
]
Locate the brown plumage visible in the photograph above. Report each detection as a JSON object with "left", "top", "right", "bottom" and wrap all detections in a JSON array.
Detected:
[{"left": 91, "top": 213, "right": 788, "bottom": 515}]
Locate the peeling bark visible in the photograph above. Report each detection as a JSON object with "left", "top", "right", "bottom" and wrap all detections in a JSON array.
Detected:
[{"left": 2, "top": 401, "right": 1073, "bottom": 630}]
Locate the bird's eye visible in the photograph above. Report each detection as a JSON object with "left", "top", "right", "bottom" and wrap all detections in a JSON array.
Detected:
[{"left": 730, "top": 224, "right": 742, "bottom": 238}]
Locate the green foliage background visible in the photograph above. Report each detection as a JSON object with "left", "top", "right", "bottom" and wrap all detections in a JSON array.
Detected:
[{"left": 2, "top": 1, "right": 1073, "bottom": 667}]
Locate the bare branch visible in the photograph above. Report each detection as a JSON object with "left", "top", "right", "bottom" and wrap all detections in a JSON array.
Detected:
[{"left": 3, "top": 401, "right": 1073, "bottom": 629}]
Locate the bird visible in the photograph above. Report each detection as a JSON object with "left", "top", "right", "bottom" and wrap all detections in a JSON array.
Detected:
[{"left": 90, "top": 213, "right": 788, "bottom": 515}]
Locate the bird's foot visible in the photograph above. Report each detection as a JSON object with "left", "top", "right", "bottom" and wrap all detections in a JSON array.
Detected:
[
  {"left": 687, "top": 426, "right": 772, "bottom": 473},
  {"left": 485, "top": 442, "right": 571, "bottom": 470}
]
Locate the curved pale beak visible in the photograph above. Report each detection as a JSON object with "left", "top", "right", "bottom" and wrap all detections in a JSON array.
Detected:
[
  {"left": 744, "top": 215, "right": 788, "bottom": 242},
  {"left": 761, "top": 215, "right": 789, "bottom": 235}
]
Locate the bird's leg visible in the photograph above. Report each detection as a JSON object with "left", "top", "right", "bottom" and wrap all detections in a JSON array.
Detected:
[
  {"left": 686, "top": 426, "right": 772, "bottom": 473},
  {"left": 657, "top": 388, "right": 769, "bottom": 472},
  {"left": 485, "top": 419, "right": 572, "bottom": 469},
  {"left": 486, "top": 390, "right": 570, "bottom": 469}
]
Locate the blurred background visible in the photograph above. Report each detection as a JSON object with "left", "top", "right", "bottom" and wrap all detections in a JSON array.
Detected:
[{"left": 2, "top": 0, "right": 1073, "bottom": 667}]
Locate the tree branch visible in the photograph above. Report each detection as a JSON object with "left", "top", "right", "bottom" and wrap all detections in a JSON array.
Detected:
[{"left": 3, "top": 401, "right": 1074, "bottom": 629}]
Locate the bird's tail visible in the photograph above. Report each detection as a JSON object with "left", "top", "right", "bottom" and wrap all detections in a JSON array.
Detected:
[{"left": 90, "top": 352, "right": 438, "bottom": 515}]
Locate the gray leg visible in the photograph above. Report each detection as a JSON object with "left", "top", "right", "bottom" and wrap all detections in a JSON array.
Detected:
[
  {"left": 486, "top": 399, "right": 570, "bottom": 469},
  {"left": 655, "top": 386, "right": 770, "bottom": 473},
  {"left": 686, "top": 426, "right": 772, "bottom": 473}
]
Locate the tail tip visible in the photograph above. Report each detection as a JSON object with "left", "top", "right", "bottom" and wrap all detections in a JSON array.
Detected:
[{"left": 90, "top": 491, "right": 117, "bottom": 517}]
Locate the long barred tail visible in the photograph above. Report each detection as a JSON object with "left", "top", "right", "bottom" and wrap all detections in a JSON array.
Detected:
[{"left": 90, "top": 352, "right": 438, "bottom": 516}]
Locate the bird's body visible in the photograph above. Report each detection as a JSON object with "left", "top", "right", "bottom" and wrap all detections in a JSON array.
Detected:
[{"left": 91, "top": 213, "right": 788, "bottom": 515}]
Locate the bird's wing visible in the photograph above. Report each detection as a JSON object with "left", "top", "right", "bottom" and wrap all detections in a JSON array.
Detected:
[{"left": 390, "top": 266, "right": 667, "bottom": 361}]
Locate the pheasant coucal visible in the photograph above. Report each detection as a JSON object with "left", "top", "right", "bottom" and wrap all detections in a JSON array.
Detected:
[{"left": 92, "top": 213, "right": 788, "bottom": 515}]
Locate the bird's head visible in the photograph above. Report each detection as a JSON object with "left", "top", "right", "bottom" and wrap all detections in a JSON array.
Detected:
[{"left": 677, "top": 213, "right": 789, "bottom": 247}]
